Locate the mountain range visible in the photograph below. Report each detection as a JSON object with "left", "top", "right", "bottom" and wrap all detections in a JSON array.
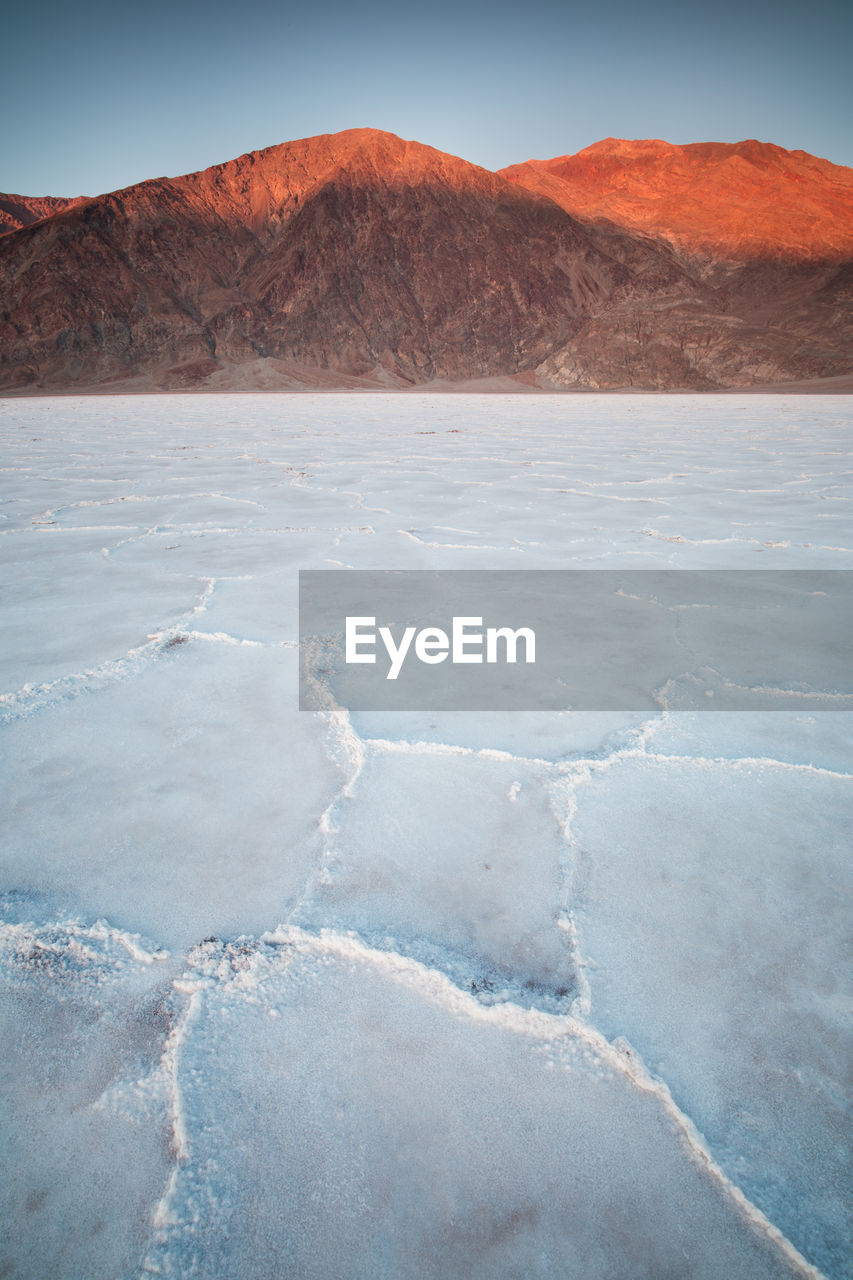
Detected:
[{"left": 1, "top": 128, "right": 851, "bottom": 393}]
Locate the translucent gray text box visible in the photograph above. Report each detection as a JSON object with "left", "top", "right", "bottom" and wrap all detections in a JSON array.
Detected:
[{"left": 299, "top": 570, "right": 852, "bottom": 712}]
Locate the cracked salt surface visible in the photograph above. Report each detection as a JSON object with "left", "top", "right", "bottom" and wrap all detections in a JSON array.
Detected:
[{"left": 0, "top": 394, "right": 850, "bottom": 1279}]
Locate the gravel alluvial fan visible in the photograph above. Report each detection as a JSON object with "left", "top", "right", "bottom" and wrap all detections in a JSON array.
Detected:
[{"left": 1, "top": 128, "right": 851, "bottom": 392}]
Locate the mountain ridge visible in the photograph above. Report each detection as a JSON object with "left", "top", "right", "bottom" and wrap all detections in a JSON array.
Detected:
[
  {"left": 499, "top": 137, "right": 853, "bottom": 265},
  {"left": 0, "top": 193, "right": 88, "bottom": 236},
  {"left": 1, "top": 128, "right": 851, "bottom": 392}
]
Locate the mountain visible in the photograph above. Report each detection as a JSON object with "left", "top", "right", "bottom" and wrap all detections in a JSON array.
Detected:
[
  {"left": 499, "top": 138, "right": 853, "bottom": 266},
  {"left": 1, "top": 129, "right": 851, "bottom": 392},
  {"left": 0, "top": 194, "right": 87, "bottom": 236}
]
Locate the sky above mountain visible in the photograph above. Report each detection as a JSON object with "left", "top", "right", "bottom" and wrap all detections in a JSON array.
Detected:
[{"left": 2, "top": 0, "right": 851, "bottom": 197}]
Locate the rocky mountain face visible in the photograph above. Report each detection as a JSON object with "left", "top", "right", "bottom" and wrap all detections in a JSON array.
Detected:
[
  {"left": 1, "top": 130, "right": 850, "bottom": 392},
  {"left": 499, "top": 139, "right": 853, "bottom": 390},
  {"left": 499, "top": 138, "right": 853, "bottom": 266},
  {"left": 0, "top": 194, "right": 87, "bottom": 236}
]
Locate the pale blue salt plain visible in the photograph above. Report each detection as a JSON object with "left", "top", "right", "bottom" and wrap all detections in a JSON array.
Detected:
[{"left": 0, "top": 393, "right": 851, "bottom": 1280}]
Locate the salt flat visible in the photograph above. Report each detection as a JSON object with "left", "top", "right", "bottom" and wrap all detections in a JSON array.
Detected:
[{"left": 1, "top": 394, "right": 851, "bottom": 1280}]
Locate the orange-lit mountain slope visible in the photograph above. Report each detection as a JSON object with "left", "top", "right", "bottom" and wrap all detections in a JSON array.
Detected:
[
  {"left": 0, "top": 193, "right": 88, "bottom": 236},
  {"left": 500, "top": 138, "right": 853, "bottom": 264}
]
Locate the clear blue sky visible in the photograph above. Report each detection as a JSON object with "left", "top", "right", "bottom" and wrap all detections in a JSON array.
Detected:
[{"left": 2, "top": 0, "right": 851, "bottom": 196}]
